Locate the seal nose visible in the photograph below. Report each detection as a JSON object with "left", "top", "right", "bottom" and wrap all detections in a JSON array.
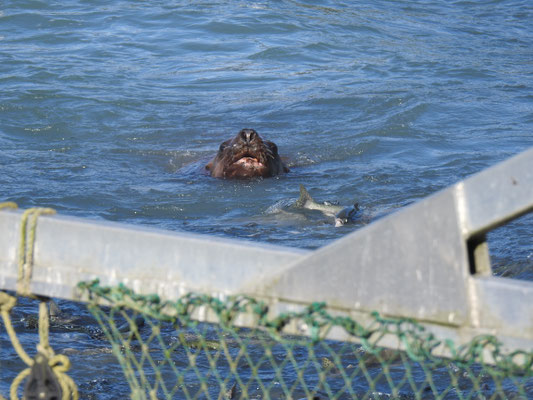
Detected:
[{"left": 239, "top": 129, "right": 257, "bottom": 145}]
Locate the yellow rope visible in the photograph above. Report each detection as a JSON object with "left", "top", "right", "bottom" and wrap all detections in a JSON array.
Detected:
[
  {"left": 10, "top": 369, "right": 31, "bottom": 400},
  {"left": 0, "top": 291, "right": 33, "bottom": 400},
  {"left": 37, "top": 300, "right": 54, "bottom": 358},
  {"left": 0, "top": 206, "right": 78, "bottom": 400},
  {"left": 0, "top": 201, "right": 18, "bottom": 210},
  {"left": 36, "top": 301, "right": 79, "bottom": 400},
  {"left": 17, "top": 207, "right": 56, "bottom": 297},
  {"left": 0, "top": 292, "right": 33, "bottom": 366}
]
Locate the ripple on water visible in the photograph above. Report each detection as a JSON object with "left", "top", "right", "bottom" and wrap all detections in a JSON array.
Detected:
[{"left": 1, "top": 0, "right": 532, "bottom": 396}]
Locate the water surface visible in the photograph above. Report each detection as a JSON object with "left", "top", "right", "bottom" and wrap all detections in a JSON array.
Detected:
[{"left": 1, "top": 0, "right": 532, "bottom": 397}]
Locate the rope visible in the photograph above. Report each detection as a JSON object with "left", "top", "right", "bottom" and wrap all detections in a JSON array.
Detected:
[
  {"left": 0, "top": 290, "right": 34, "bottom": 369},
  {"left": 17, "top": 207, "right": 56, "bottom": 297},
  {"left": 0, "top": 291, "right": 35, "bottom": 400},
  {"left": 0, "top": 205, "right": 78, "bottom": 400},
  {"left": 0, "top": 202, "right": 18, "bottom": 210}
]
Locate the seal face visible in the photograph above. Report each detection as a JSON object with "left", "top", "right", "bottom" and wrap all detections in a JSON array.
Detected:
[{"left": 206, "top": 129, "right": 289, "bottom": 179}]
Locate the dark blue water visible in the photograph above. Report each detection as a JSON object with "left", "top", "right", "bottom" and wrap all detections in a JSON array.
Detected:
[{"left": 1, "top": 0, "right": 532, "bottom": 398}]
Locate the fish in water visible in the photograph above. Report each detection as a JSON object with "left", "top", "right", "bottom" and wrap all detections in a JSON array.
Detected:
[{"left": 295, "top": 184, "right": 359, "bottom": 227}]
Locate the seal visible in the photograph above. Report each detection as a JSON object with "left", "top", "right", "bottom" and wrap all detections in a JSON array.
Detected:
[{"left": 205, "top": 129, "right": 289, "bottom": 179}]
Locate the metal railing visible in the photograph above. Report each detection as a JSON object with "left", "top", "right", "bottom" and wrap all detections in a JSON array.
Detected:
[{"left": 1, "top": 147, "right": 532, "bottom": 360}]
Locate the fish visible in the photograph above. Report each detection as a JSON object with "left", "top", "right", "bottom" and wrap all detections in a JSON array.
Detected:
[{"left": 295, "top": 185, "right": 359, "bottom": 227}]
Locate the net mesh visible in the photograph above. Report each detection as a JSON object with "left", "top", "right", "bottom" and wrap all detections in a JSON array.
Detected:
[{"left": 74, "top": 280, "right": 532, "bottom": 400}]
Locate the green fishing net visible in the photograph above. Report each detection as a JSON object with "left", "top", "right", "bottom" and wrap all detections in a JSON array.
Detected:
[{"left": 75, "top": 280, "right": 532, "bottom": 400}]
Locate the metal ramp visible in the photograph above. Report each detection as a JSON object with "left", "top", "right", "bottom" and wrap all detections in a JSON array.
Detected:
[{"left": 1, "top": 147, "right": 532, "bottom": 357}]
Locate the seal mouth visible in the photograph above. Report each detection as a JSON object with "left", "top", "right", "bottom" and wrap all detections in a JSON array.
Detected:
[{"left": 233, "top": 153, "right": 265, "bottom": 168}]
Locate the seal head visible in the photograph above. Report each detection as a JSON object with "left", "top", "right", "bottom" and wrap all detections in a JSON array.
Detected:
[{"left": 206, "top": 129, "right": 289, "bottom": 179}]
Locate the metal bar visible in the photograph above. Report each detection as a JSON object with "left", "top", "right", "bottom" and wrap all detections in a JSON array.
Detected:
[
  {"left": 262, "top": 147, "right": 533, "bottom": 348},
  {"left": 0, "top": 147, "right": 532, "bottom": 358},
  {"left": 458, "top": 148, "right": 533, "bottom": 235},
  {"left": 0, "top": 212, "right": 308, "bottom": 300}
]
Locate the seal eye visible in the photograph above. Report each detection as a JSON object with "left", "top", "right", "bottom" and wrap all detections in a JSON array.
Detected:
[{"left": 219, "top": 143, "right": 227, "bottom": 152}]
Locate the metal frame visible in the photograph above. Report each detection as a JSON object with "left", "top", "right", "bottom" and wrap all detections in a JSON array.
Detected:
[{"left": 1, "top": 147, "right": 532, "bottom": 359}]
